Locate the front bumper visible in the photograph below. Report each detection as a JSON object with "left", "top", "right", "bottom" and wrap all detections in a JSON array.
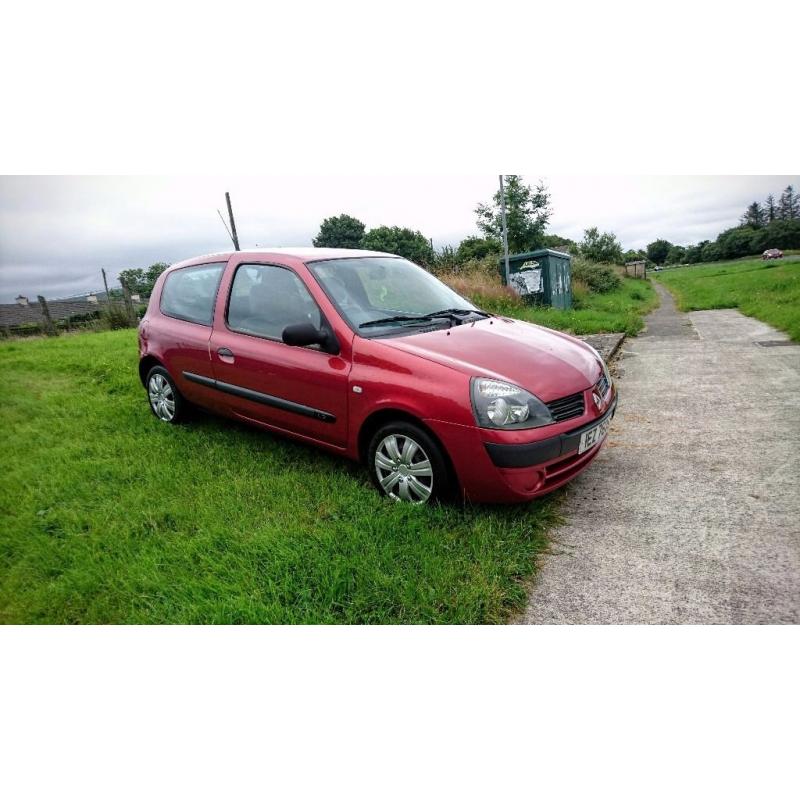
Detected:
[
  {"left": 484, "top": 395, "right": 617, "bottom": 468},
  {"left": 425, "top": 389, "right": 617, "bottom": 504}
]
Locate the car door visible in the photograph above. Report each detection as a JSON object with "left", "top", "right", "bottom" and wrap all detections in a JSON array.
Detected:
[{"left": 209, "top": 261, "right": 350, "bottom": 448}]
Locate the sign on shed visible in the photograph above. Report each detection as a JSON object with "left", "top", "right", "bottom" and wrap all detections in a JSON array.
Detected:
[{"left": 501, "top": 249, "right": 572, "bottom": 309}]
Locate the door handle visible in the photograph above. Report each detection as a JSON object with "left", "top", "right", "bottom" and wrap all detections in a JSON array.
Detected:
[{"left": 217, "top": 347, "right": 235, "bottom": 361}]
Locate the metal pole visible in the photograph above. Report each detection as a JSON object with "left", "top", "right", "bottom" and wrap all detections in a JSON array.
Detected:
[
  {"left": 225, "top": 192, "right": 240, "bottom": 251},
  {"left": 499, "top": 175, "right": 510, "bottom": 285}
]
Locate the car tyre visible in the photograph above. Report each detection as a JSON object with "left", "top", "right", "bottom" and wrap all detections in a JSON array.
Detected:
[
  {"left": 368, "top": 421, "right": 452, "bottom": 504},
  {"left": 145, "top": 366, "right": 187, "bottom": 424}
]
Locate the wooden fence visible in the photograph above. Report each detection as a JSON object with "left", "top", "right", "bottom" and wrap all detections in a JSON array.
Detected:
[{"left": 0, "top": 294, "right": 145, "bottom": 339}]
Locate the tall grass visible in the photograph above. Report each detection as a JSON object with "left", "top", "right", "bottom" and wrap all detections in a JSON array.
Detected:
[{"left": 435, "top": 256, "right": 657, "bottom": 336}]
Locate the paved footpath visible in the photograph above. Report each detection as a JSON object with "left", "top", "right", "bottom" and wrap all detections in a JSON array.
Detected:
[{"left": 521, "top": 282, "right": 800, "bottom": 624}]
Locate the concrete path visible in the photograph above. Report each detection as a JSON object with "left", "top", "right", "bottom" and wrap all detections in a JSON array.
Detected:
[{"left": 521, "top": 282, "right": 800, "bottom": 624}]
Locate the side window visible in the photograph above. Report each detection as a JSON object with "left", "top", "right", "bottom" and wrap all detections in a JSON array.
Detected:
[
  {"left": 227, "top": 264, "right": 322, "bottom": 340},
  {"left": 160, "top": 262, "right": 225, "bottom": 325}
]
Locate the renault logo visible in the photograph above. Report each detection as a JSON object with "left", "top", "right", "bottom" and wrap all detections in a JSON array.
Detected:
[{"left": 592, "top": 391, "right": 603, "bottom": 409}]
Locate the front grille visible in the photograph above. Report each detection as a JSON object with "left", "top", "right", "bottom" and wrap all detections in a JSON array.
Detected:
[
  {"left": 546, "top": 391, "right": 585, "bottom": 422},
  {"left": 595, "top": 371, "right": 610, "bottom": 398}
]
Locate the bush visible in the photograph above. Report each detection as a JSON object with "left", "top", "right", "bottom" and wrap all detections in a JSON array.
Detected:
[
  {"left": 435, "top": 255, "right": 521, "bottom": 309},
  {"left": 100, "top": 304, "right": 134, "bottom": 330},
  {"left": 571, "top": 278, "right": 590, "bottom": 309},
  {"left": 432, "top": 244, "right": 459, "bottom": 271},
  {"left": 571, "top": 257, "right": 622, "bottom": 293},
  {"left": 455, "top": 236, "right": 501, "bottom": 263}
]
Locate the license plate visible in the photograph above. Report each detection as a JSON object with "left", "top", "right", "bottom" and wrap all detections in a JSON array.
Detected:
[{"left": 578, "top": 416, "right": 611, "bottom": 454}]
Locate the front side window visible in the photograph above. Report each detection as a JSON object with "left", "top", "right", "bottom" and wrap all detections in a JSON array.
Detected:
[
  {"left": 308, "top": 257, "right": 477, "bottom": 336},
  {"left": 160, "top": 262, "right": 225, "bottom": 325},
  {"left": 227, "top": 264, "right": 321, "bottom": 340}
]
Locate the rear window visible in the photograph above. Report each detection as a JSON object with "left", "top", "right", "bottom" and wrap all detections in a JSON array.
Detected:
[{"left": 160, "top": 262, "right": 225, "bottom": 325}]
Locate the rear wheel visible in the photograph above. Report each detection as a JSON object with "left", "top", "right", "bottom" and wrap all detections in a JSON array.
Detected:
[
  {"left": 146, "top": 366, "right": 187, "bottom": 424},
  {"left": 368, "top": 422, "right": 451, "bottom": 504}
]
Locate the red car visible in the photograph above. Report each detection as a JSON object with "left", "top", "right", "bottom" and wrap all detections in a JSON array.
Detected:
[
  {"left": 138, "top": 249, "right": 616, "bottom": 504},
  {"left": 762, "top": 249, "right": 783, "bottom": 260}
]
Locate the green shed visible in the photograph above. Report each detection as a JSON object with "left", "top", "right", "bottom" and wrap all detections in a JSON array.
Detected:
[{"left": 500, "top": 248, "right": 573, "bottom": 310}]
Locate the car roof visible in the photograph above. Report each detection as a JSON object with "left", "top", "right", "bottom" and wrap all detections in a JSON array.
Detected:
[{"left": 171, "top": 247, "right": 400, "bottom": 269}]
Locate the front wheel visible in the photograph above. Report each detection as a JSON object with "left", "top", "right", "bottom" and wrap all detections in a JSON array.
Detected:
[
  {"left": 367, "top": 422, "right": 452, "bottom": 504},
  {"left": 146, "top": 366, "right": 187, "bottom": 424}
]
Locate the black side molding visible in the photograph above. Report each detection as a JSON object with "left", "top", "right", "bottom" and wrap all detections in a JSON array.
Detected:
[
  {"left": 182, "top": 372, "right": 336, "bottom": 424},
  {"left": 485, "top": 395, "right": 617, "bottom": 468}
]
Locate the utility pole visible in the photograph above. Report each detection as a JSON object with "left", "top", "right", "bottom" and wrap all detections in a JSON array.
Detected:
[
  {"left": 38, "top": 295, "right": 58, "bottom": 336},
  {"left": 499, "top": 174, "right": 511, "bottom": 286},
  {"left": 225, "top": 192, "right": 241, "bottom": 251},
  {"left": 119, "top": 278, "right": 138, "bottom": 327},
  {"left": 101, "top": 268, "right": 111, "bottom": 306}
]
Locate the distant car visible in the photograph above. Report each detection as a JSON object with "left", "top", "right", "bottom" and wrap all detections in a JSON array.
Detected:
[
  {"left": 762, "top": 249, "right": 783, "bottom": 260},
  {"left": 138, "top": 248, "right": 616, "bottom": 505}
]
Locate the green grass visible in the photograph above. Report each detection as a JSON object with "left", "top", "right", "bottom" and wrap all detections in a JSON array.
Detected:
[
  {"left": 655, "top": 256, "right": 800, "bottom": 341},
  {"left": 0, "top": 330, "right": 558, "bottom": 624},
  {"left": 474, "top": 277, "right": 659, "bottom": 336}
]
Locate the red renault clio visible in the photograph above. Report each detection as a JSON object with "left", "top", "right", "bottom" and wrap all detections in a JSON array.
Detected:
[{"left": 138, "top": 248, "right": 616, "bottom": 504}]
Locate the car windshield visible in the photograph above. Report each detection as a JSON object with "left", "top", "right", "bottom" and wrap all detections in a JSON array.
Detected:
[{"left": 308, "top": 257, "right": 481, "bottom": 336}]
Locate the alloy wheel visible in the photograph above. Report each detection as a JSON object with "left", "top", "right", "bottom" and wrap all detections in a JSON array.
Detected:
[{"left": 148, "top": 373, "right": 176, "bottom": 422}]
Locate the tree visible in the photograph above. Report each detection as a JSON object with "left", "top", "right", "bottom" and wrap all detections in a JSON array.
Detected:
[
  {"left": 741, "top": 201, "right": 766, "bottom": 228},
  {"left": 455, "top": 236, "right": 502, "bottom": 263},
  {"left": 646, "top": 239, "right": 672, "bottom": 265},
  {"left": 700, "top": 241, "right": 722, "bottom": 262},
  {"left": 765, "top": 194, "right": 778, "bottom": 223},
  {"left": 542, "top": 233, "right": 579, "bottom": 254},
  {"left": 665, "top": 245, "right": 687, "bottom": 265},
  {"left": 475, "top": 176, "right": 551, "bottom": 253},
  {"left": 750, "top": 227, "right": 771, "bottom": 254},
  {"left": 684, "top": 242, "right": 707, "bottom": 264},
  {"left": 716, "top": 226, "right": 755, "bottom": 259},
  {"left": 778, "top": 185, "right": 799, "bottom": 220},
  {"left": 579, "top": 227, "right": 624, "bottom": 263},
  {"left": 118, "top": 263, "right": 169, "bottom": 298},
  {"left": 759, "top": 219, "right": 800, "bottom": 250},
  {"left": 145, "top": 263, "right": 169, "bottom": 293},
  {"left": 117, "top": 268, "right": 148, "bottom": 296},
  {"left": 361, "top": 226, "right": 434, "bottom": 265},
  {"left": 312, "top": 213, "right": 366, "bottom": 248},
  {"left": 623, "top": 248, "right": 647, "bottom": 263}
]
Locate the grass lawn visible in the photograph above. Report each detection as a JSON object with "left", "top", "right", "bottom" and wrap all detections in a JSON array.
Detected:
[
  {"left": 0, "top": 330, "right": 559, "bottom": 624},
  {"left": 655, "top": 256, "right": 800, "bottom": 341},
  {"left": 470, "top": 277, "right": 658, "bottom": 336}
]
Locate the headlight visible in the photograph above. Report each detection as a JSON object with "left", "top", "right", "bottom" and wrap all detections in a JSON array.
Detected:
[{"left": 471, "top": 378, "right": 554, "bottom": 430}]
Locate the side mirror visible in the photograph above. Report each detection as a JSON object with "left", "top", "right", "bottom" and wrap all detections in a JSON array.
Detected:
[{"left": 282, "top": 322, "right": 338, "bottom": 353}]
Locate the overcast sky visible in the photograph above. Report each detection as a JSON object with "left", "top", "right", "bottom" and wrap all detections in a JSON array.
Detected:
[{"left": 0, "top": 175, "right": 797, "bottom": 302}]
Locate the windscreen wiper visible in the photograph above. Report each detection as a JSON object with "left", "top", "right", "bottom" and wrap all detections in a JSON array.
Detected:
[
  {"left": 359, "top": 313, "right": 452, "bottom": 329},
  {"left": 359, "top": 308, "right": 492, "bottom": 330},
  {"left": 430, "top": 308, "right": 492, "bottom": 318}
]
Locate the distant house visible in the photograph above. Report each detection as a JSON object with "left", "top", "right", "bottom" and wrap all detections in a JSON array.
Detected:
[{"left": 0, "top": 295, "right": 102, "bottom": 329}]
